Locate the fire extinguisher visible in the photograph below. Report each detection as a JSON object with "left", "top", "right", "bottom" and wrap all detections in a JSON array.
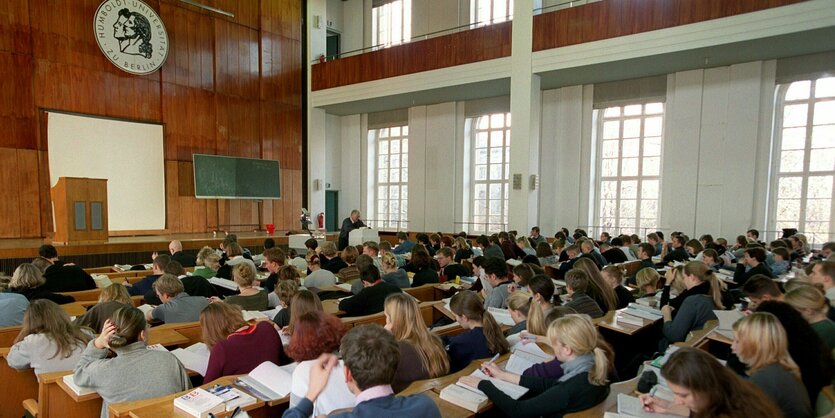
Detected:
[{"left": 317, "top": 212, "right": 325, "bottom": 230}]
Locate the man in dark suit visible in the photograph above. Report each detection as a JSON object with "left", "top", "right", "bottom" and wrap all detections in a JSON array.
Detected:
[
  {"left": 338, "top": 210, "right": 366, "bottom": 251},
  {"left": 662, "top": 235, "right": 690, "bottom": 265},
  {"left": 32, "top": 256, "right": 96, "bottom": 293},
  {"left": 166, "top": 240, "right": 195, "bottom": 267},
  {"left": 436, "top": 247, "right": 471, "bottom": 283},
  {"left": 339, "top": 264, "right": 401, "bottom": 316}
]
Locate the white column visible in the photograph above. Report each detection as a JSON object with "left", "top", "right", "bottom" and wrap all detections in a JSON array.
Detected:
[
  {"left": 307, "top": 0, "right": 328, "bottom": 213},
  {"left": 508, "top": 0, "right": 540, "bottom": 232}
]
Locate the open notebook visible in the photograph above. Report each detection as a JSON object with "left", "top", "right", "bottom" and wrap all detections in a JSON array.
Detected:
[{"left": 235, "top": 361, "right": 297, "bottom": 401}]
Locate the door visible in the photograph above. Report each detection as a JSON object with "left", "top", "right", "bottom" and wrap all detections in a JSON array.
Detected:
[{"left": 325, "top": 190, "right": 338, "bottom": 232}]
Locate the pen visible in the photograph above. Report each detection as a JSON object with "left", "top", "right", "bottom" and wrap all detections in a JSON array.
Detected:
[
  {"left": 481, "top": 353, "right": 501, "bottom": 377},
  {"left": 486, "top": 353, "right": 500, "bottom": 364},
  {"left": 230, "top": 406, "right": 242, "bottom": 417}
]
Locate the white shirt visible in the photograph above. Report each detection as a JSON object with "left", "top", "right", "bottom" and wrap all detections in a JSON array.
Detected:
[{"left": 290, "top": 358, "right": 355, "bottom": 416}]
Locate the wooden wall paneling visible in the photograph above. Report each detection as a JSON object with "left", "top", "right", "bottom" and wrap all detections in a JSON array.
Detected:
[
  {"left": 162, "top": 83, "right": 216, "bottom": 161},
  {"left": 0, "top": 0, "right": 30, "bottom": 54},
  {"left": 165, "top": 161, "right": 180, "bottom": 231},
  {"left": 37, "top": 149, "right": 52, "bottom": 236},
  {"left": 214, "top": 19, "right": 259, "bottom": 98},
  {"left": 17, "top": 149, "right": 41, "bottom": 237},
  {"left": 215, "top": 95, "right": 261, "bottom": 158},
  {"left": 160, "top": 2, "right": 214, "bottom": 90},
  {"left": 261, "top": 33, "right": 301, "bottom": 106},
  {"left": 0, "top": 148, "right": 23, "bottom": 238},
  {"left": 261, "top": 0, "right": 301, "bottom": 41},
  {"left": 0, "top": 52, "right": 35, "bottom": 149},
  {"left": 214, "top": 0, "right": 259, "bottom": 31}
]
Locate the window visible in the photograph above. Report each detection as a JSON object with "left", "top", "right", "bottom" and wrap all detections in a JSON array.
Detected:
[
  {"left": 595, "top": 103, "right": 665, "bottom": 235},
  {"left": 469, "top": 112, "right": 511, "bottom": 234},
  {"left": 372, "top": 0, "right": 411, "bottom": 48},
  {"left": 771, "top": 77, "right": 835, "bottom": 244},
  {"left": 371, "top": 125, "right": 409, "bottom": 230},
  {"left": 471, "top": 0, "right": 513, "bottom": 25}
]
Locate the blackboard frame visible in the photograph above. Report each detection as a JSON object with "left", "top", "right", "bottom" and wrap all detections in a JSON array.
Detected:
[{"left": 192, "top": 154, "right": 282, "bottom": 200}]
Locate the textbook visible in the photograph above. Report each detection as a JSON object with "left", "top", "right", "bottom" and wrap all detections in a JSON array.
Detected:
[
  {"left": 242, "top": 310, "right": 269, "bottom": 321},
  {"left": 209, "top": 277, "right": 239, "bottom": 291},
  {"left": 137, "top": 304, "right": 155, "bottom": 316},
  {"left": 439, "top": 383, "right": 489, "bottom": 413},
  {"left": 173, "top": 388, "right": 225, "bottom": 418},
  {"left": 62, "top": 374, "right": 97, "bottom": 396},
  {"left": 487, "top": 307, "right": 516, "bottom": 327},
  {"left": 615, "top": 393, "right": 681, "bottom": 418},
  {"left": 505, "top": 343, "right": 552, "bottom": 375},
  {"left": 464, "top": 369, "right": 529, "bottom": 400},
  {"left": 171, "top": 343, "right": 211, "bottom": 376},
  {"left": 235, "top": 361, "right": 294, "bottom": 401},
  {"left": 91, "top": 274, "right": 113, "bottom": 289},
  {"left": 616, "top": 312, "right": 645, "bottom": 327},
  {"left": 713, "top": 309, "right": 744, "bottom": 339},
  {"left": 335, "top": 283, "right": 353, "bottom": 292},
  {"left": 623, "top": 304, "right": 663, "bottom": 321},
  {"left": 206, "top": 385, "right": 257, "bottom": 411}
]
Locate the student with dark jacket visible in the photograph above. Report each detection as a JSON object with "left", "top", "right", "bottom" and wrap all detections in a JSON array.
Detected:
[
  {"left": 662, "top": 236, "right": 690, "bottom": 265},
  {"left": 442, "top": 290, "right": 509, "bottom": 372},
  {"left": 127, "top": 255, "right": 169, "bottom": 297},
  {"left": 601, "top": 266, "right": 634, "bottom": 309},
  {"left": 9, "top": 264, "right": 74, "bottom": 305},
  {"left": 405, "top": 249, "right": 439, "bottom": 287},
  {"left": 338, "top": 265, "right": 401, "bottom": 317},
  {"left": 31, "top": 257, "right": 96, "bottom": 293},
  {"left": 319, "top": 242, "right": 348, "bottom": 275},
  {"left": 734, "top": 247, "right": 774, "bottom": 287},
  {"left": 458, "top": 314, "right": 610, "bottom": 418},
  {"left": 659, "top": 262, "right": 724, "bottom": 350},
  {"left": 282, "top": 324, "right": 440, "bottom": 418}
]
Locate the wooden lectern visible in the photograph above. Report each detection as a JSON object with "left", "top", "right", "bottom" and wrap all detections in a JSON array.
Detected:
[{"left": 51, "top": 177, "right": 108, "bottom": 244}]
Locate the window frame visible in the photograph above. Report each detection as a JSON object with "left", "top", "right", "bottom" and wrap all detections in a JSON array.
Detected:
[
  {"left": 470, "top": 0, "right": 514, "bottom": 26},
  {"left": 369, "top": 125, "right": 409, "bottom": 231},
  {"left": 467, "top": 112, "right": 511, "bottom": 235},
  {"left": 371, "top": 0, "right": 412, "bottom": 48}
]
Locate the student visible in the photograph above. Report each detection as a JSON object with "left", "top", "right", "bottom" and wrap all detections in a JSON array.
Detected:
[
  {"left": 8, "top": 263, "right": 74, "bottom": 304},
  {"left": 8, "top": 299, "right": 93, "bottom": 375},
  {"left": 733, "top": 247, "right": 774, "bottom": 286},
  {"left": 379, "top": 240, "right": 406, "bottom": 268},
  {"left": 393, "top": 231, "right": 415, "bottom": 255},
  {"left": 273, "top": 280, "right": 300, "bottom": 328},
  {"left": 536, "top": 242, "right": 557, "bottom": 266},
  {"left": 453, "top": 237, "right": 474, "bottom": 263},
  {"left": 573, "top": 258, "right": 618, "bottom": 312},
  {"left": 287, "top": 311, "right": 354, "bottom": 416},
  {"left": 337, "top": 245, "right": 361, "bottom": 284},
  {"left": 0, "top": 290, "right": 28, "bottom": 327},
  {"left": 32, "top": 255, "right": 96, "bottom": 293},
  {"left": 222, "top": 242, "right": 258, "bottom": 274},
  {"left": 282, "top": 290, "right": 323, "bottom": 335},
  {"left": 262, "top": 247, "right": 288, "bottom": 292},
  {"left": 283, "top": 324, "right": 441, "bottom": 418},
  {"left": 635, "top": 268, "right": 662, "bottom": 298},
  {"left": 477, "top": 235, "right": 505, "bottom": 260},
  {"left": 380, "top": 252, "right": 409, "bottom": 288},
  {"left": 685, "top": 239, "right": 704, "bottom": 260},
  {"left": 458, "top": 314, "right": 610, "bottom": 418},
  {"left": 755, "top": 300, "right": 835, "bottom": 404},
  {"left": 661, "top": 262, "right": 729, "bottom": 316},
  {"left": 505, "top": 291, "right": 532, "bottom": 338},
  {"left": 639, "top": 348, "right": 781, "bottom": 418},
  {"left": 527, "top": 274, "right": 556, "bottom": 321},
  {"left": 632, "top": 243, "right": 656, "bottom": 279},
  {"left": 731, "top": 312, "right": 813, "bottom": 418},
  {"left": 601, "top": 265, "right": 634, "bottom": 309},
  {"left": 160, "top": 261, "right": 214, "bottom": 301},
  {"left": 700, "top": 248, "right": 722, "bottom": 271},
  {"left": 508, "top": 263, "right": 534, "bottom": 293},
  {"left": 320, "top": 242, "right": 348, "bottom": 274},
  {"left": 287, "top": 248, "right": 308, "bottom": 272},
  {"left": 809, "top": 260, "right": 835, "bottom": 306},
  {"left": 741, "top": 275, "right": 784, "bottom": 309},
  {"left": 301, "top": 252, "right": 335, "bottom": 288},
  {"left": 148, "top": 274, "right": 209, "bottom": 323},
  {"left": 221, "top": 264, "right": 268, "bottom": 311},
  {"left": 166, "top": 240, "right": 195, "bottom": 267},
  {"left": 192, "top": 246, "right": 220, "bottom": 279},
  {"left": 437, "top": 247, "right": 471, "bottom": 283},
  {"left": 785, "top": 285, "right": 835, "bottom": 351},
  {"left": 443, "top": 290, "right": 509, "bottom": 372},
  {"left": 579, "top": 239, "right": 607, "bottom": 268},
  {"left": 518, "top": 306, "right": 583, "bottom": 379},
  {"left": 601, "top": 241, "right": 628, "bottom": 264},
  {"left": 563, "top": 270, "right": 604, "bottom": 318},
  {"left": 662, "top": 236, "right": 689, "bottom": 265},
  {"left": 770, "top": 247, "right": 791, "bottom": 276},
  {"left": 127, "top": 254, "right": 169, "bottom": 296},
  {"left": 481, "top": 256, "right": 513, "bottom": 308},
  {"left": 338, "top": 265, "right": 402, "bottom": 316},
  {"left": 201, "top": 302, "right": 283, "bottom": 382},
  {"left": 405, "top": 246, "right": 439, "bottom": 287},
  {"left": 73, "top": 307, "right": 191, "bottom": 418},
  {"left": 74, "top": 283, "right": 133, "bottom": 332},
  {"left": 383, "top": 293, "right": 450, "bottom": 392},
  {"left": 516, "top": 237, "right": 537, "bottom": 257},
  {"left": 659, "top": 262, "right": 722, "bottom": 350}
]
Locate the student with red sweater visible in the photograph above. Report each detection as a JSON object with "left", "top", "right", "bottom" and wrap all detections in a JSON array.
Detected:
[{"left": 201, "top": 302, "right": 283, "bottom": 382}]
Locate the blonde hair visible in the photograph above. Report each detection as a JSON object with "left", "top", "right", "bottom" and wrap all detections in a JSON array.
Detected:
[
  {"left": 276, "top": 280, "right": 299, "bottom": 305},
  {"left": 305, "top": 250, "right": 320, "bottom": 266},
  {"left": 384, "top": 294, "right": 450, "bottom": 378},
  {"left": 516, "top": 237, "right": 531, "bottom": 248},
  {"left": 733, "top": 312, "right": 801, "bottom": 380},
  {"left": 200, "top": 302, "right": 248, "bottom": 349},
  {"left": 683, "top": 261, "right": 725, "bottom": 309},
  {"left": 381, "top": 252, "right": 398, "bottom": 269},
  {"left": 507, "top": 290, "right": 547, "bottom": 335},
  {"left": 454, "top": 237, "right": 470, "bottom": 251},
  {"left": 785, "top": 285, "right": 830, "bottom": 317},
  {"left": 320, "top": 242, "right": 337, "bottom": 257},
  {"left": 10, "top": 263, "right": 45, "bottom": 290},
  {"left": 233, "top": 263, "right": 257, "bottom": 287},
  {"left": 108, "top": 307, "right": 148, "bottom": 348},
  {"left": 635, "top": 268, "right": 660, "bottom": 292},
  {"left": 547, "top": 314, "right": 609, "bottom": 385},
  {"left": 196, "top": 246, "right": 215, "bottom": 266},
  {"left": 99, "top": 283, "right": 133, "bottom": 305},
  {"left": 668, "top": 265, "right": 687, "bottom": 295}
]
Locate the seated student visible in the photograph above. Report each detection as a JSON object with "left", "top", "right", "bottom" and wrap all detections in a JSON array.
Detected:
[
  {"left": 338, "top": 265, "right": 402, "bottom": 316},
  {"left": 563, "top": 270, "right": 605, "bottom": 318},
  {"left": 625, "top": 243, "right": 657, "bottom": 286},
  {"left": 380, "top": 252, "right": 409, "bottom": 288},
  {"left": 476, "top": 235, "right": 505, "bottom": 260},
  {"left": 260, "top": 247, "right": 287, "bottom": 293},
  {"left": 0, "top": 284, "right": 29, "bottom": 326},
  {"left": 578, "top": 239, "right": 607, "bottom": 268},
  {"left": 287, "top": 311, "right": 354, "bottom": 415},
  {"left": 635, "top": 268, "right": 662, "bottom": 299},
  {"left": 273, "top": 280, "right": 299, "bottom": 328},
  {"left": 378, "top": 240, "right": 406, "bottom": 268},
  {"left": 403, "top": 245, "right": 439, "bottom": 286},
  {"left": 220, "top": 242, "right": 258, "bottom": 276},
  {"left": 337, "top": 245, "right": 361, "bottom": 284},
  {"left": 573, "top": 258, "right": 619, "bottom": 313},
  {"left": 809, "top": 260, "right": 835, "bottom": 306},
  {"left": 459, "top": 314, "right": 610, "bottom": 418},
  {"left": 416, "top": 233, "right": 436, "bottom": 257},
  {"left": 754, "top": 300, "right": 835, "bottom": 404},
  {"left": 201, "top": 302, "right": 283, "bottom": 382},
  {"left": 505, "top": 292, "right": 536, "bottom": 338},
  {"left": 9, "top": 263, "right": 74, "bottom": 304},
  {"left": 734, "top": 247, "right": 774, "bottom": 286},
  {"left": 509, "top": 263, "right": 535, "bottom": 293},
  {"left": 442, "top": 290, "right": 510, "bottom": 372},
  {"left": 685, "top": 239, "right": 704, "bottom": 260},
  {"left": 280, "top": 290, "right": 323, "bottom": 335},
  {"left": 785, "top": 285, "right": 835, "bottom": 351},
  {"left": 74, "top": 283, "right": 133, "bottom": 332},
  {"left": 319, "top": 242, "right": 348, "bottom": 274},
  {"left": 437, "top": 247, "right": 471, "bottom": 284},
  {"left": 661, "top": 235, "right": 690, "bottom": 265},
  {"left": 166, "top": 240, "right": 195, "bottom": 268},
  {"left": 383, "top": 293, "right": 450, "bottom": 393},
  {"left": 516, "top": 237, "right": 537, "bottom": 257},
  {"left": 770, "top": 247, "right": 791, "bottom": 276},
  {"left": 731, "top": 312, "right": 813, "bottom": 418},
  {"left": 8, "top": 299, "right": 93, "bottom": 375},
  {"left": 127, "top": 254, "right": 169, "bottom": 296},
  {"left": 283, "top": 324, "right": 441, "bottom": 418},
  {"left": 453, "top": 237, "right": 474, "bottom": 263},
  {"left": 74, "top": 307, "right": 191, "bottom": 418},
  {"left": 741, "top": 275, "right": 784, "bottom": 309},
  {"left": 700, "top": 248, "right": 723, "bottom": 271},
  {"left": 601, "top": 241, "right": 628, "bottom": 264},
  {"left": 519, "top": 307, "right": 579, "bottom": 379},
  {"left": 192, "top": 247, "right": 220, "bottom": 279},
  {"left": 31, "top": 256, "right": 96, "bottom": 293},
  {"left": 661, "top": 262, "right": 730, "bottom": 316},
  {"left": 659, "top": 262, "right": 723, "bottom": 350},
  {"left": 556, "top": 244, "right": 582, "bottom": 280},
  {"left": 481, "top": 256, "right": 513, "bottom": 309},
  {"left": 148, "top": 274, "right": 209, "bottom": 323},
  {"left": 601, "top": 265, "right": 634, "bottom": 309},
  {"left": 145, "top": 261, "right": 214, "bottom": 305},
  {"left": 302, "top": 252, "right": 336, "bottom": 288},
  {"left": 217, "top": 263, "right": 268, "bottom": 311},
  {"left": 393, "top": 231, "right": 416, "bottom": 255},
  {"left": 536, "top": 241, "right": 557, "bottom": 266},
  {"left": 527, "top": 274, "right": 556, "bottom": 317},
  {"left": 640, "top": 348, "right": 782, "bottom": 418},
  {"left": 288, "top": 248, "right": 308, "bottom": 272}
]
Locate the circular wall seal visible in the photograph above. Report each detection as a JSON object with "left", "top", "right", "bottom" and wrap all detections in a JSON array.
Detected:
[{"left": 93, "top": 0, "right": 169, "bottom": 75}]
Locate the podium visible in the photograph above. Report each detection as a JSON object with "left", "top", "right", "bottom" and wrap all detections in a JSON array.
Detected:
[
  {"left": 51, "top": 177, "right": 108, "bottom": 244},
  {"left": 349, "top": 228, "right": 379, "bottom": 247}
]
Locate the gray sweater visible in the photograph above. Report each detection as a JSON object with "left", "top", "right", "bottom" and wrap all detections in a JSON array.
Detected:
[
  {"left": 74, "top": 340, "right": 191, "bottom": 418},
  {"left": 749, "top": 364, "right": 813, "bottom": 418},
  {"left": 660, "top": 294, "right": 717, "bottom": 350}
]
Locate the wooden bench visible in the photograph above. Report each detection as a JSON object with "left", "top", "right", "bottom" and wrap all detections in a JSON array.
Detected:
[
  {"left": 404, "top": 283, "right": 441, "bottom": 302},
  {"left": 24, "top": 370, "right": 102, "bottom": 418},
  {"left": 339, "top": 301, "right": 441, "bottom": 329},
  {"left": 0, "top": 348, "right": 39, "bottom": 418}
]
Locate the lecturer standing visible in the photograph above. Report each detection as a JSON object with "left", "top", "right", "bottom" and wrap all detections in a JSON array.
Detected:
[{"left": 338, "top": 209, "right": 366, "bottom": 250}]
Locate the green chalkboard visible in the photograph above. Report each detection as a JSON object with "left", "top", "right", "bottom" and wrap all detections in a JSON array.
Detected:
[{"left": 193, "top": 154, "right": 281, "bottom": 199}]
